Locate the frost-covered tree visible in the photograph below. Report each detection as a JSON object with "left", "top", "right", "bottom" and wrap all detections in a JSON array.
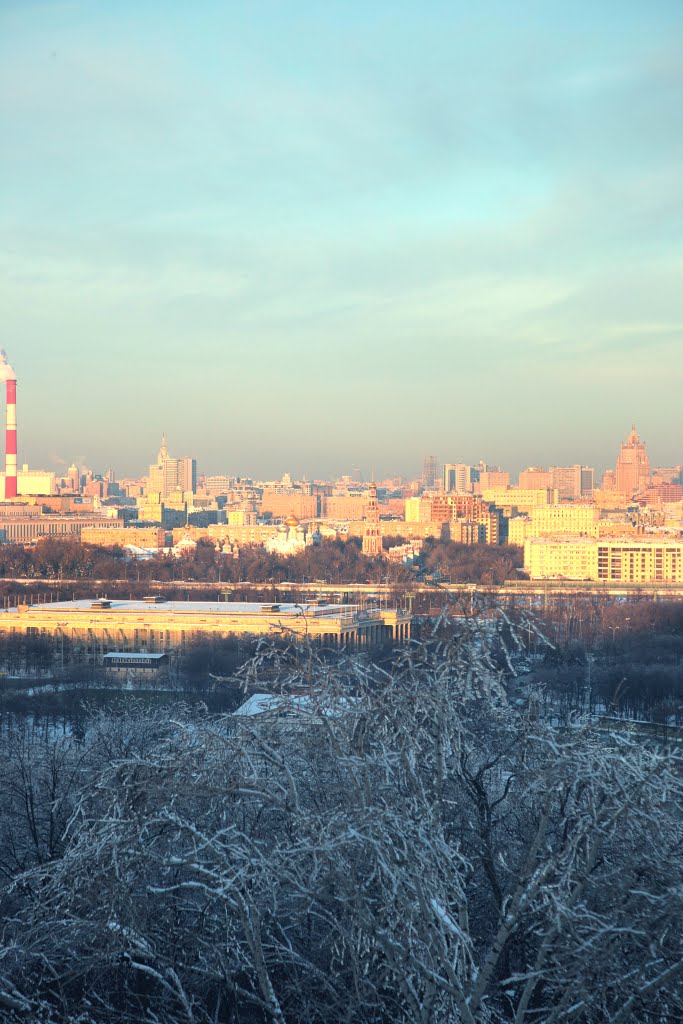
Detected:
[{"left": 0, "top": 619, "right": 681, "bottom": 1023}]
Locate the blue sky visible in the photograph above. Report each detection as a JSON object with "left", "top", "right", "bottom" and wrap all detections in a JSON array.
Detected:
[{"left": 1, "top": 0, "right": 682, "bottom": 479}]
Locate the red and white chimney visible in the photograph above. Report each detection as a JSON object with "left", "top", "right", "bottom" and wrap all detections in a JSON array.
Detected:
[
  {"left": 0, "top": 351, "right": 18, "bottom": 501},
  {"left": 5, "top": 377, "right": 17, "bottom": 499}
]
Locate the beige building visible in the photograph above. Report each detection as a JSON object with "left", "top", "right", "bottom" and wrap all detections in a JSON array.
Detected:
[
  {"left": 0, "top": 514, "right": 121, "bottom": 545},
  {"left": 323, "top": 495, "right": 368, "bottom": 520},
  {"left": 596, "top": 521, "right": 643, "bottom": 539},
  {"left": 203, "top": 475, "right": 234, "bottom": 496},
  {"left": 405, "top": 497, "right": 432, "bottom": 523},
  {"left": 518, "top": 467, "right": 552, "bottom": 490},
  {"left": 0, "top": 466, "right": 57, "bottom": 497},
  {"left": 524, "top": 537, "right": 596, "bottom": 580},
  {"left": 524, "top": 536, "right": 683, "bottom": 583},
  {"left": 596, "top": 539, "right": 683, "bottom": 583},
  {"left": 593, "top": 489, "right": 633, "bottom": 510},
  {"left": 477, "top": 471, "right": 510, "bottom": 491},
  {"left": 81, "top": 526, "right": 167, "bottom": 550},
  {"left": 136, "top": 500, "right": 188, "bottom": 528},
  {"left": 227, "top": 509, "right": 257, "bottom": 526},
  {"left": 0, "top": 598, "right": 412, "bottom": 660},
  {"left": 206, "top": 524, "right": 281, "bottom": 546},
  {"left": 260, "top": 491, "right": 320, "bottom": 520},
  {"left": 508, "top": 517, "right": 529, "bottom": 546},
  {"left": 528, "top": 504, "right": 600, "bottom": 539},
  {"left": 482, "top": 487, "right": 558, "bottom": 511}
]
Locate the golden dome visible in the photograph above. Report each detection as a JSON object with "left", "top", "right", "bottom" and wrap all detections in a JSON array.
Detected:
[{"left": 285, "top": 514, "right": 300, "bottom": 528}]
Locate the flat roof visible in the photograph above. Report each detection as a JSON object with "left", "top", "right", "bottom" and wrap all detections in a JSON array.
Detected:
[
  {"left": 233, "top": 693, "right": 359, "bottom": 718},
  {"left": 103, "top": 651, "right": 168, "bottom": 662},
  {"left": 0, "top": 599, "right": 360, "bottom": 619}
]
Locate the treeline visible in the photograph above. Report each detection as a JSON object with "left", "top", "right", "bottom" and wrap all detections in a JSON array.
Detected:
[
  {"left": 0, "top": 536, "right": 524, "bottom": 587},
  {"left": 514, "top": 598, "right": 683, "bottom": 725},
  {"left": 0, "top": 537, "right": 387, "bottom": 585},
  {"left": 0, "top": 539, "right": 127, "bottom": 580},
  {"left": 0, "top": 634, "right": 681, "bottom": 1023},
  {"left": 422, "top": 538, "right": 524, "bottom": 584}
]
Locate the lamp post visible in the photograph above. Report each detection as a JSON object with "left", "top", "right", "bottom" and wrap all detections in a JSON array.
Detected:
[
  {"left": 609, "top": 625, "right": 619, "bottom": 664},
  {"left": 586, "top": 652, "right": 594, "bottom": 713}
]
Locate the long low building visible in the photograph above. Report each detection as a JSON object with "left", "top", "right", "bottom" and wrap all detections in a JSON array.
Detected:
[
  {"left": 0, "top": 514, "right": 123, "bottom": 544},
  {"left": 0, "top": 597, "right": 412, "bottom": 660},
  {"left": 80, "top": 526, "right": 167, "bottom": 549},
  {"left": 524, "top": 536, "right": 683, "bottom": 582}
]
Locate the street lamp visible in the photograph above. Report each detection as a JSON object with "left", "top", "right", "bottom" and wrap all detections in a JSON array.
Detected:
[
  {"left": 608, "top": 625, "right": 620, "bottom": 664},
  {"left": 585, "top": 652, "right": 594, "bottom": 713}
]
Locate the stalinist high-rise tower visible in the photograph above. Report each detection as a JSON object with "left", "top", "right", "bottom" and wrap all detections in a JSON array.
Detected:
[{"left": 615, "top": 424, "right": 650, "bottom": 496}]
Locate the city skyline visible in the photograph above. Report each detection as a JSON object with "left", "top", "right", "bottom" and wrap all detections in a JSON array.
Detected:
[
  {"left": 1, "top": 381, "right": 681, "bottom": 482},
  {"left": 2, "top": 1, "right": 683, "bottom": 475},
  {"left": 7, "top": 416, "right": 680, "bottom": 488}
]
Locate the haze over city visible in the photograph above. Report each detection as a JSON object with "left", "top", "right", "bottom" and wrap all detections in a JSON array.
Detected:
[{"left": 2, "top": 0, "right": 683, "bottom": 478}]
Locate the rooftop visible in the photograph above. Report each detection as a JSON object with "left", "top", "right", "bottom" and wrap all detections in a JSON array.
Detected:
[
  {"left": 233, "top": 693, "right": 360, "bottom": 719},
  {"left": 0, "top": 598, "right": 369, "bottom": 621}
]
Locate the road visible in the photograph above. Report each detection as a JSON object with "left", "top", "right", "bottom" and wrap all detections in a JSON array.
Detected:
[{"left": 3, "top": 578, "right": 683, "bottom": 602}]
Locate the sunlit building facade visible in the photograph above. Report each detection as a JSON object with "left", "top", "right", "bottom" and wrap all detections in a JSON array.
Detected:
[{"left": 615, "top": 424, "right": 650, "bottom": 496}]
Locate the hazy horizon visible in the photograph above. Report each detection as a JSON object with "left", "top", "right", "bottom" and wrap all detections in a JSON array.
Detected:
[
  {"left": 12, "top": 419, "right": 672, "bottom": 485},
  {"left": 2, "top": 1, "right": 682, "bottom": 478}
]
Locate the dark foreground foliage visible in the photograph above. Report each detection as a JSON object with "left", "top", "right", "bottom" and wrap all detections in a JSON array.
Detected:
[{"left": 0, "top": 622, "right": 681, "bottom": 1023}]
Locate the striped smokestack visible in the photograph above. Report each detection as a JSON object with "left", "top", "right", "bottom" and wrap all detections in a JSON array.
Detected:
[
  {"left": 5, "top": 378, "right": 17, "bottom": 499},
  {"left": 0, "top": 351, "right": 17, "bottom": 501}
]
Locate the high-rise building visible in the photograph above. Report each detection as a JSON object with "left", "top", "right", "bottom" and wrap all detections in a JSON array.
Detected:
[
  {"left": 66, "top": 464, "right": 80, "bottom": 493},
  {"left": 443, "top": 463, "right": 472, "bottom": 493},
  {"left": 615, "top": 424, "right": 650, "bottom": 496},
  {"left": 147, "top": 434, "right": 197, "bottom": 501},
  {"left": 422, "top": 455, "right": 438, "bottom": 490},
  {"left": 549, "top": 465, "right": 582, "bottom": 500}
]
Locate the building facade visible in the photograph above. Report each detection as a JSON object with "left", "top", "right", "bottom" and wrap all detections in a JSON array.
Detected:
[
  {"left": 0, "top": 598, "right": 412, "bottom": 660},
  {"left": 615, "top": 424, "right": 650, "bottom": 496},
  {"left": 147, "top": 435, "right": 197, "bottom": 500},
  {"left": 524, "top": 536, "right": 683, "bottom": 583}
]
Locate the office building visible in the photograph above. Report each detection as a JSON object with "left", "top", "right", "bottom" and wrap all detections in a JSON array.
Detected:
[{"left": 443, "top": 464, "right": 472, "bottom": 493}]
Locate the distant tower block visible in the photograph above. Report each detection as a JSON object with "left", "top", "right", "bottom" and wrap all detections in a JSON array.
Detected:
[
  {"left": 422, "top": 454, "right": 437, "bottom": 490},
  {"left": 362, "top": 481, "right": 382, "bottom": 557}
]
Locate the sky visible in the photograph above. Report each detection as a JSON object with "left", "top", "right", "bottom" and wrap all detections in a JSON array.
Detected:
[{"left": 1, "top": 0, "right": 682, "bottom": 480}]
